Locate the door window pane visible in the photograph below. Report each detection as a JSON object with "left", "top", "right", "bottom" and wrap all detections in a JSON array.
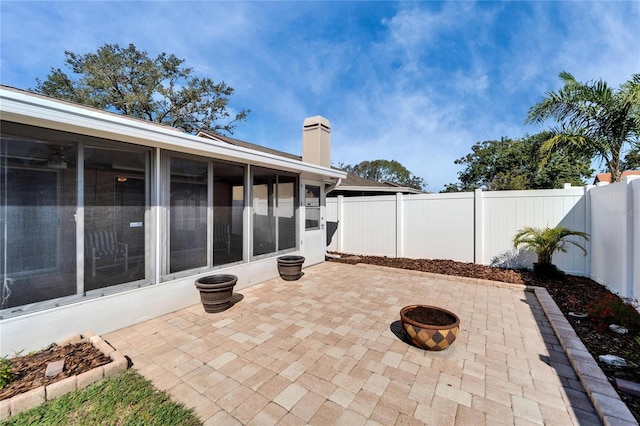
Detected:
[
  {"left": 169, "top": 157, "right": 208, "bottom": 273},
  {"left": 305, "top": 185, "right": 321, "bottom": 230},
  {"left": 84, "top": 146, "right": 147, "bottom": 289},
  {"left": 1, "top": 130, "right": 77, "bottom": 309}
]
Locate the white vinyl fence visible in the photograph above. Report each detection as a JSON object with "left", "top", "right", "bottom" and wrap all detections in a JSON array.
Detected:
[
  {"left": 589, "top": 177, "right": 640, "bottom": 299},
  {"left": 326, "top": 177, "right": 640, "bottom": 300}
]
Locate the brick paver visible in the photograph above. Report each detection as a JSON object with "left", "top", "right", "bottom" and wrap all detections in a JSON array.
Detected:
[{"left": 104, "top": 262, "right": 604, "bottom": 425}]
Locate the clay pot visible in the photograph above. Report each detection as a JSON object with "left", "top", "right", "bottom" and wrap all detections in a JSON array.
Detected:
[
  {"left": 194, "top": 274, "right": 238, "bottom": 313},
  {"left": 400, "top": 305, "right": 460, "bottom": 351},
  {"left": 277, "top": 255, "right": 305, "bottom": 281}
]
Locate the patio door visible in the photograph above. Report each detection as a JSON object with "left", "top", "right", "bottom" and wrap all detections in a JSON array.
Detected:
[{"left": 301, "top": 180, "right": 325, "bottom": 265}]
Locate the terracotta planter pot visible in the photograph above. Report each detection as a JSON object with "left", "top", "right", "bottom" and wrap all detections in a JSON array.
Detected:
[
  {"left": 194, "top": 274, "right": 238, "bottom": 313},
  {"left": 400, "top": 305, "right": 460, "bottom": 351},
  {"left": 277, "top": 255, "right": 305, "bottom": 281}
]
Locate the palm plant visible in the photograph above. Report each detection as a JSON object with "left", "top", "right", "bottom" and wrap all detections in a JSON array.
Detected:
[
  {"left": 513, "top": 226, "right": 589, "bottom": 274},
  {"left": 526, "top": 72, "right": 640, "bottom": 183}
]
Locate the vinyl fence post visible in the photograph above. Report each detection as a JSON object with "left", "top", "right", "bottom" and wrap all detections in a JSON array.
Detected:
[
  {"left": 396, "top": 192, "right": 403, "bottom": 258},
  {"left": 474, "top": 189, "right": 484, "bottom": 265},
  {"left": 624, "top": 176, "right": 639, "bottom": 298},
  {"left": 337, "top": 195, "right": 344, "bottom": 253},
  {"left": 631, "top": 178, "right": 640, "bottom": 301},
  {"left": 584, "top": 185, "right": 593, "bottom": 279}
]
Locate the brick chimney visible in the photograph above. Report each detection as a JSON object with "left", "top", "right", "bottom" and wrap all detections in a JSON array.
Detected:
[{"left": 302, "top": 116, "right": 331, "bottom": 168}]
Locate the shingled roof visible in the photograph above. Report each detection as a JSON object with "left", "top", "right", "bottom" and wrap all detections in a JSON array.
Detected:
[
  {"left": 196, "top": 129, "right": 424, "bottom": 196},
  {"left": 197, "top": 130, "right": 301, "bottom": 161}
]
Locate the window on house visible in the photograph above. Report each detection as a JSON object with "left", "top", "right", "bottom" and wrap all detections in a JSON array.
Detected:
[
  {"left": 1, "top": 131, "right": 78, "bottom": 310},
  {"left": 278, "top": 175, "right": 297, "bottom": 251},
  {"left": 212, "top": 161, "right": 244, "bottom": 266},
  {"left": 84, "top": 145, "right": 148, "bottom": 289},
  {"left": 164, "top": 154, "right": 246, "bottom": 276},
  {"left": 1, "top": 122, "right": 151, "bottom": 314},
  {"left": 305, "top": 184, "right": 321, "bottom": 230},
  {"left": 168, "top": 156, "right": 208, "bottom": 273},
  {"left": 251, "top": 167, "right": 298, "bottom": 258}
]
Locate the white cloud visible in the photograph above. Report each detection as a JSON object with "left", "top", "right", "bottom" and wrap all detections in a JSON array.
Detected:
[{"left": 2, "top": 1, "right": 638, "bottom": 191}]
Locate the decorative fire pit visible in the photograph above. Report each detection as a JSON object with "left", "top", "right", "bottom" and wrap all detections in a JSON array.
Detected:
[{"left": 400, "top": 305, "right": 460, "bottom": 351}]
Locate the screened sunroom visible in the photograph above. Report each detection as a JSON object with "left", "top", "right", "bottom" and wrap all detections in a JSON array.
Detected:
[{"left": 0, "top": 86, "right": 343, "bottom": 354}]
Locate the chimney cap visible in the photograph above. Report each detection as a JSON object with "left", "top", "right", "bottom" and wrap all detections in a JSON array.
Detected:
[{"left": 303, "top": 116, "right": 330, "bottom": 129}]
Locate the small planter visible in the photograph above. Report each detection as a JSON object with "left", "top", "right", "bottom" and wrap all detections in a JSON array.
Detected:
[
  {"left": 277, "top": 255, "right": 305, "bottom": 281},
  {"left": 194, "top": 274, "right": 238, "bottom": 313},
  {"left": 400, "top": 305, "right": 460, "bottom": 351}
]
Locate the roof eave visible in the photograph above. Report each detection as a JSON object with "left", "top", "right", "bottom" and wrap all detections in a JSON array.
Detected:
[{"left": 1, "top": 86, "right": 345, "bottom": 180}]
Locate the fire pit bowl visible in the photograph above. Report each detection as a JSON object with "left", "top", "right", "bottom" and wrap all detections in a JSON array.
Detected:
[{"left": 400, "top": 305, "right": 460, "bottom": 351}]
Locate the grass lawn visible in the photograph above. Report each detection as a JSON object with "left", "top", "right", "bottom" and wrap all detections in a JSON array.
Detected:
[{"left": 4, "top": 370, "right": 202, "bottom": 425}]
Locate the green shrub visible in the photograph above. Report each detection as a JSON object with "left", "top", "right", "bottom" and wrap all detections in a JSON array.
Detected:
[
  {"left": 0, "top": 356, "right": 12, "bottom": 389},
  {"left": 588, "top": 292, "right": 640, "bottom": 333}
]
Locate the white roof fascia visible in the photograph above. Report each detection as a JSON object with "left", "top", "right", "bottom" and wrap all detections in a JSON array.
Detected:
[{"left": 0, "top": 86, "right": 345, "bottom": 180}]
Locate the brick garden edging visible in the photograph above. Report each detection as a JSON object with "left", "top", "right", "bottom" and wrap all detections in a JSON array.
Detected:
[
  {"left": 0, "top": 331, "right": 129, "bottom": 420},
  {"left": 534, "top": 288, "right": 638, "bottom": 426}
]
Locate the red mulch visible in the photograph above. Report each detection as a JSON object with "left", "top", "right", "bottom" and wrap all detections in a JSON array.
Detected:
[{"left": 329, "top": 253, "right": 640, "bottom": 421}]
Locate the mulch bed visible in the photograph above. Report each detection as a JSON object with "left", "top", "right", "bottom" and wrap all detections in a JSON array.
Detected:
[
  {"left": 328, "top": 253, "right": 640, "bottom": 421},
  {"left": 0, "top": 341, "right": 111, "bottom": 401}
]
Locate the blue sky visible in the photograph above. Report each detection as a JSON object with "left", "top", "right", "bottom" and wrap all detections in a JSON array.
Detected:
[{"left": 1, "top": 1, "right": 638, "bottom": 191}]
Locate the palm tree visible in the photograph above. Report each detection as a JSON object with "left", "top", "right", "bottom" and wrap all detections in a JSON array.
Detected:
[
  {"left": 513, "top": 226, "right": 589, "bottom": 276},
  {"left": 526, "top": 72, "right": 640, "bottom": 183}
]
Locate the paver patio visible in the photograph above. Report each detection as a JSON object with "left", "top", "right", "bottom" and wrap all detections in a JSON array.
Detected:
[{"left": 104, "top": 262, "right": 603, "bottom": 425}]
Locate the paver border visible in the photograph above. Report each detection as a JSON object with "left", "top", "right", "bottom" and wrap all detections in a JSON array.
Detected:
[
  {"left": 355, "top": 263, "right": 638, "bottom": 426},
  {"left": 534, "top": 287, "right": 638, "bottom": 426},
  {"left": 0, "top": 331, "right": 128, "bottom": 420}
]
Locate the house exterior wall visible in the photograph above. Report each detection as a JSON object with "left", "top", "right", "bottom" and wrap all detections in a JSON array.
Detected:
[
  {"left": 0, "top": 87, "right": 344, "bottom": 356},
  {"left": 0, "top": 257, "right": 280, "bottom": 357}
]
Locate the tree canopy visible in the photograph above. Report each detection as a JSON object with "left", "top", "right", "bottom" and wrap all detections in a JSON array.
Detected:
[
  {"left": 340, "top": 159, "right": 427, "bottom": 190},
  {"left": 443, "top": 131, "right": 593, "bottom": 192},
  {"left": 34, "top": 43, "right": 249, "bottom": 134},
  {"left": 526, "top": 72, "right": 640, "bottom": 182},
  {"left": 621, "top": 148, "right": 640, "bottom": 171}
]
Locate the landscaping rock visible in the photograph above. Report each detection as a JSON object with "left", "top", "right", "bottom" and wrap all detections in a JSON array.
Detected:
[
  {"left": 45, "top": 359, "right": 65, "bottom": 378},
  {"left": 608, "top": 324, "right": 628, "bottom": 335},
  {"left": 598, "top": 354, "right": 627, "bottom": 367}
]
